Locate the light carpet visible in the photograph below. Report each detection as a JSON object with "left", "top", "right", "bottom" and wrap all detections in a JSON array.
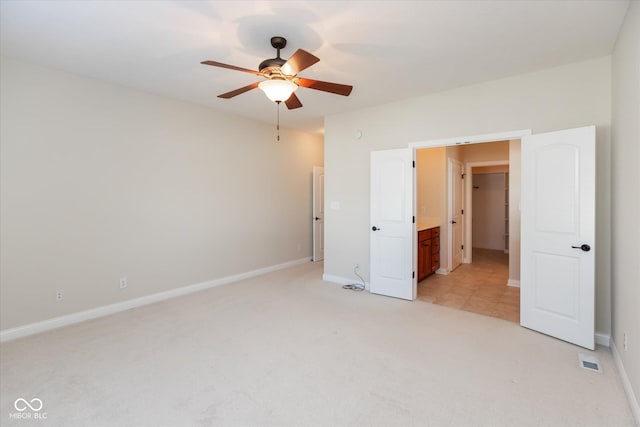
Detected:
[{"left": 0, "top": 262, "right": 636, "bottom": 426}]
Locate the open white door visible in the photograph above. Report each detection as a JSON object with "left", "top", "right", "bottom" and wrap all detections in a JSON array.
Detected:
[
  {"left": 312, "top": 166, "right": 324, "bottom": 262},
  {"left": 370, "top": 149, "right": 415, "bottom": 300},
  {"left": 521, "top": 126, "right": 595, "bottom": 349},
  {"left": 449, "top": 159, "right": 464, "bottom": 271}
]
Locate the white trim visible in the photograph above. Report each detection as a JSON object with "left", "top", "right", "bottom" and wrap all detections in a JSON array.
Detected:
[
  {"left": 447, "top": 157, "right": 464, "bottom": 273},
  {"left": 0, "top": 257, "right": 311, "bottom": 343},
  {"left": 612, "top": 338, "right": 640, "bottom": 425},
  {"left": 408, "top": 129, "right": 532, "bottom": 149},
  {"left": 322, "top": 274, "right": 370, "bottom": 290},
  {"left": 507, "top": 279, "right": 520, "bottom": 288},
  {"left": 312, "top": 166, "right": 325, "bottom": 262},
  {"left": 594, "top": 333, "right": 610, "bottom": 347},
  {"left": 435, "top": 268, "right": 449, "bottom": 275}
]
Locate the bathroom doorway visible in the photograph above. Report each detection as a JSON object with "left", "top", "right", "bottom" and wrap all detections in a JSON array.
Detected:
[{"left": 415, "top": 140, "right": 520, "bottom": 323}]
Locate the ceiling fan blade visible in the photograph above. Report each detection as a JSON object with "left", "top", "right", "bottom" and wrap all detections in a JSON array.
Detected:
[
  {"left": 218, "top": 82, "right": 260, "bottom": 99},
  {"left": 201, "top": 60, "right": 261, "bottom": 75},
  {"left": 285, "top": 92, "right": 303, "bottom": 110},
  {"left": 295, "top": 77, "right": 353, "bottom": 96},
  {"left": 281, "top": 49, "right": 320, "bottom": 75}
]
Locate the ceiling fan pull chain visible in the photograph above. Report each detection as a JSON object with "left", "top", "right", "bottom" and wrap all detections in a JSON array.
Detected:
[{"left": 276, "top": 101, "right": 280, "bottom": 142}]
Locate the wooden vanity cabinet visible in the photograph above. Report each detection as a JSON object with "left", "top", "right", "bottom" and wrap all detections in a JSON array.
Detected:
[{"left": 418, "top": 226, "right": 440, "bottom": 281}]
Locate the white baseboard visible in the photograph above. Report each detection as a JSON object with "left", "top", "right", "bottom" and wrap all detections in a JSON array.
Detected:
[
  {"left": 0, "top": 257, "right": 311, "bottom": 343},
  {"left": 595, "top": 332, "right": 611, "bottom": 347},
  {"left": 436, "top": 268, "right": 448, "bottom": 275},
  {"left": 322, "top": 274, "right": 369, "bottom": 290},
  {"left": 507, "top": 279, "right": 520, "bottom": 288},
  {"left": 611, "top": 338, "right": 640, "bottom": 425}
]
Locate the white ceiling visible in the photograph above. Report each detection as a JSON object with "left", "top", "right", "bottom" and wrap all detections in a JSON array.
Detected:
[{"left": 0, "top": 1, "right": 629, "bottom": 134}]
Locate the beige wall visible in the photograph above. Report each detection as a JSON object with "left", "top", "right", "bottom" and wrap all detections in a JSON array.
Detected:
[
  {"left": 416, "top": 147, "right": 446, "bottom": 226},
  {"left": 324, "top": 56, "right": 611, "bottom": 335},
  {"left": 611, "top": 2, "right": 640, "bottom": 412},
  {"left": 0, "top": 57, "right": 323, "bottom": 330},
  {"left": 473, "top": 165, "right": 509, "bottom": 174},
  {"left": 445, "top": 145, "right": 463, "bottom": 162},
  {"left": 463, "top": 140, "right": 509, "bottom": 163},
  {"left": 416, "top": 147, "right": 450, "bottom": 272}
]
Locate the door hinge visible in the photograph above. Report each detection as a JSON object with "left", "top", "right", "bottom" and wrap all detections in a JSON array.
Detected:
[
  {"left": 412, "top": 216, "right": 415, "bottom": 223},
  {"left": 461, "top": 173, "right": 466, "bottom": 179},
  {"left": 412, "top": 160, "right": 416, "bottom": 168},
  {"left": 412, "top": 271, "right": 415, "bottom": 279},
  {"left": 461, "top": 209, "right": 464, "bottom": 215},
  {"left": 461, "top": 245, "right": 464, "bottom": 250}
]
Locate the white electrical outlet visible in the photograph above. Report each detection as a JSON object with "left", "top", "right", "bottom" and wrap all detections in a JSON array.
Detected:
[
  {"left": 623, "top": 332, "right": 628, "bottom": 351},
  {"left": 56, "top": 290, "right": 64, "bottom": 301},
  {"left": 355, "top": 263, "right": 360, "bottom": 271},
  {"left": 119, "top": 277, "right": 128, "bottom": 289}
]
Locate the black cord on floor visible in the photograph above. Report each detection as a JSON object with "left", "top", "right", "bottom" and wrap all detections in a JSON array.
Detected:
[{"left": 343, "top": 266, "right": 366, "bottom": 291}]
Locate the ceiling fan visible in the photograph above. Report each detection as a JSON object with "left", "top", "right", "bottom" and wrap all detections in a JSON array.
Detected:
[{"left": 201, "top": 36, "right": 353, "bottom": 109}]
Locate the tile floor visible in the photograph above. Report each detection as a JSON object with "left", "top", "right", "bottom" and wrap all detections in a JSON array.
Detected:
[{"left": 417, "top": 248, "right": 520, "bottom": 323}]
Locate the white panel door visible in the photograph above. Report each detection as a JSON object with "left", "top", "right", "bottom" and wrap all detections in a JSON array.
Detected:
[
  {"left": 450, "top": 159, "right": 464, "bottom": 270},
  {"left": 370, "top": 149, "right": 415, "bottom": 300},
  {"left": 521, "top": 126, "right": 595, "bottom": 349},
  {"left": 312, "top": 166, "right": 324, "bottom": 262}
]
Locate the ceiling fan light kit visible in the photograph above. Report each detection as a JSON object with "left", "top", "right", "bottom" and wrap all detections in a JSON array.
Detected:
[{"left": 258, "top": 79, "right": 298, "bottom": 103}]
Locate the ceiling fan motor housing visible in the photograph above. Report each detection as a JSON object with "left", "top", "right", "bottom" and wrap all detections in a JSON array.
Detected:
[
  {"left": 259, "top": 57, "right": 286, "bottom": 73},
  {"left": 259, "top": 36, "right": 288, "bottom": 74}
]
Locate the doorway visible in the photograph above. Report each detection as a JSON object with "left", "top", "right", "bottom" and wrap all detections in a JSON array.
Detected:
[
  {"left": 415, "top": 140, "right": 520, "bottom": 322},
  {"left": 370, "top": 126, "right": 596, "bottom": 349}
]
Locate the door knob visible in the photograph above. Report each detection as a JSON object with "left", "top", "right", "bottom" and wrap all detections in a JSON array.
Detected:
[
  {"left": 451, "top": 220, "right": 457, "bottom": 224},
  {"left": 372, "top": 226, "right": 381, "bottom": 231},
  {"left": 571, "top": 244, "right": 591, "bottom": 252}
]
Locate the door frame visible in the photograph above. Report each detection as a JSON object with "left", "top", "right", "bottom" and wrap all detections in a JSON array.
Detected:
[
  {"left": 447, "top": 157, "right": 465, "bottom": 272},
  {"left": 409, "top": 129, "right": 531, "bottom": 274},
  {"left": 312, "top": 166, "right": 324, "bottom": 262},
  {"left": 464, "top": 160, "right": 509, "bottom": 264}
]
